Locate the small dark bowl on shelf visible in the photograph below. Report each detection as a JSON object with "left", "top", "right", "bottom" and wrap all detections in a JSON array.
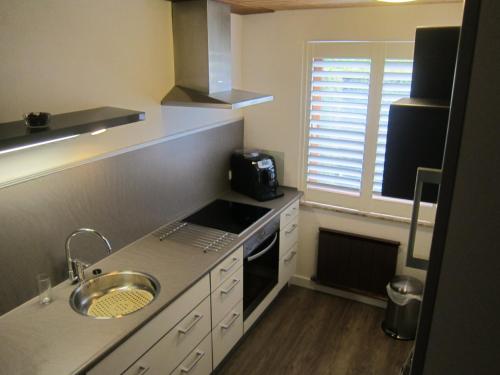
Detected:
[{"left": 23, "top": 112, "right": 51, "bottom": 129}]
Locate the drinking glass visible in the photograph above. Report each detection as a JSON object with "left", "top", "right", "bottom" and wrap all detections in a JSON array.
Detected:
[{"left": 37, "top": 273, "right": 52, "bottom": 305}]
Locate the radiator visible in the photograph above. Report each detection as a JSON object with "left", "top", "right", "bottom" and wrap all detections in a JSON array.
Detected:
[{"left": 315, "top": 228, "right": 400, "bottom": 299}]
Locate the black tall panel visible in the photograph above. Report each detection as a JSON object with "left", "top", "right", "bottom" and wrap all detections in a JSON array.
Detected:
[
  {"left": 382, "top": 99, "right": 449, "bottom": 203},
  {"left": 381, "top": 26, "right": 460, "bottom": 202},
  {"left": 411, "top": 27, "right": 461, "bottom": 101}
]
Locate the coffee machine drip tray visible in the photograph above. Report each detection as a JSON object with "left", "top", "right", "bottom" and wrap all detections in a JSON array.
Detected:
[{"left": 183, "top": 199, "right": 271, "bottom": 235}]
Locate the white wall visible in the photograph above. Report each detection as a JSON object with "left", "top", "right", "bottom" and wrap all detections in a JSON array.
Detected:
[
  {"left": 241, "top": 3, "right": 464, "bottom": 281},
  {"left": 0, "top": 0, "right": 243, "bottom": 185}
]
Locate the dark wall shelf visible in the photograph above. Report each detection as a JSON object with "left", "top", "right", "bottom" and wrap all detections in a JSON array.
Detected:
[
  {"left": 382, "top": 98, "right": 449, "bottom": 203},
  {"left": 0, "top": 107, "right": 145, "bottom": 154},
  {"left": 411, "top": 26, "right": 461, "bottom": 101}
]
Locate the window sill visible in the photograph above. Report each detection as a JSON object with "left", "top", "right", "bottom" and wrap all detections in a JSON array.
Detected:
[{"left": 300, "top": 199, "right": 434, "bottom": 228}]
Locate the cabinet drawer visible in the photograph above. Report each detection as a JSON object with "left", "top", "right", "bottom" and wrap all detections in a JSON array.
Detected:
[
  {"left": 212, "top": 300, "right": 243, "bottom": 368},
  {"left": 170, "top": 333, "right": 212, "bottom": 375},
  {"left": 280, "top": 199, "right": 299, "bottom": 229},
  {"left": 123, "top": 296, "right": 211, "bottom": 375},
  {"left": 211, "top": 266, "right": 243, "bottom": 326},
  {"left": 279, "top": 243, "right": 298, "bottom": 287},
  {"left": 88, "top": 275, "right": 210, "bottom": 375},
  {"left": 279, "top": 216, "right": 299, "bottom": 258},
  {"left": 210, "top": 247, "right": 243, "bottom": 291}
]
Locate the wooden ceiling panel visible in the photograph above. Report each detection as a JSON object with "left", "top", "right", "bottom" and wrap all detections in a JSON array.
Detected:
[
  {"left": 228, "top": 3, "right": 274, "bottom": 14},
  {"left": 216, "top": 0, "right": 463, "bottom": 14}
]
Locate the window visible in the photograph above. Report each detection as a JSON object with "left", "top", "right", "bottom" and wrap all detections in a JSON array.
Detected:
[
  {"left": 373, "top": 59, "right": 414, "bottom": 195},
  {"left": 308, "top": 58, "right": 371, "bottom": 194},
  {"left": 301, "top": 42, "right": 433, "bottom": 219}
]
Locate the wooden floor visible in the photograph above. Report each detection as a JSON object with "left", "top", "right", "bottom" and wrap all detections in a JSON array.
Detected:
[{"left": 217, "top": 286, "right": 412, "bottom": 375}]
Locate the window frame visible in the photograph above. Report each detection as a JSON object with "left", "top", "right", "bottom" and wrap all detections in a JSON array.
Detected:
[{"left": 299, "top": 41, "right": 436, "bottom": 222}]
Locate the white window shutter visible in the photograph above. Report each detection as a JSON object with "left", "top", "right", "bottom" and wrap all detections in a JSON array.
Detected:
[
  {"left": 373, "top": 59, "right": 413, "bottom": 194},
  {"left": 307, "top": 58, "right": 372, "bottom": 194}
]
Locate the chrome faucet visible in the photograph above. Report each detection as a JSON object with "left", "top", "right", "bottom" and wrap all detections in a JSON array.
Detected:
[{"left": 65, "top": 228, "right": 112, "bottom": 284}]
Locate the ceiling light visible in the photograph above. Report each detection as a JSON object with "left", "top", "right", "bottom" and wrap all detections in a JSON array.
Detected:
[{"left": 0, "top": 135, "right": 79, "bottom": 155}]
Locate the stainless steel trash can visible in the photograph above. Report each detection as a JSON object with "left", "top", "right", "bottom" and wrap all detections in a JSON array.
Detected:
[{"left": 382, "top": 275, "right": 423, "bottom": 340}]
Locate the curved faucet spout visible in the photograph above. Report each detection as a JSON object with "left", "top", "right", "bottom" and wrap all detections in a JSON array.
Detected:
[{"left": 65, "top": 228, "right": 112, "bottom": 284}]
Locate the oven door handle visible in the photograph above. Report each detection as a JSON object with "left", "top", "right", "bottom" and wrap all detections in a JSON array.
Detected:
[{"left": 247, "top": 233, "right": 278, "bottom": 262}]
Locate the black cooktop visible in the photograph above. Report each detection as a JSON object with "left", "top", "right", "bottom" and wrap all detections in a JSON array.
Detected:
[{"left": 183, "top": 199, "right": 271, "bottom": 235}]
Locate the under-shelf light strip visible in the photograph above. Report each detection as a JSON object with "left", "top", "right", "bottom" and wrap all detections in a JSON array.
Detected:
[
  {"left": 377, "top": 0, "right": 415, "bottom": 3},
  {"left": 0, "top": 135, "right": 80, "bottom": 155},
  {"left": 91, "top": 128, "right": 107, "bottom": 135}
]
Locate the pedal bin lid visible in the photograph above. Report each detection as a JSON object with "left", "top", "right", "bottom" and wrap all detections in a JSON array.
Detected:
[{"left": 390, "top": 275, "right": 424, "bottom": 295}]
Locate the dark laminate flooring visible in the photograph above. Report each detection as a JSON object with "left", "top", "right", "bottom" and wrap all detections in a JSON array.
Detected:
[{"left": 217, "top": 286, "right": 412, "bottom": 375}]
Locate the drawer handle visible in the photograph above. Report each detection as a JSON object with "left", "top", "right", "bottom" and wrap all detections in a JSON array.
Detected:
[
  {"left": 220, "top": 257, "right": 239, "bottom": 273},
  {"left": 136, "top": 365, "right": 150, "bottom": 375},
  {"left": 180, "top": 350, "right": 205, "bottom": 373},
  {"left": 285, "top": 224, "right": 297, "bottom": 235},
  {"left": 221, "top": 312, "right": 240, "bottom": 330},
  {"left": 285, "top": 206, "right": 298, "bottom": 217},
  {"left": 220, "top": 278, "right": 241, "bottom": 295},
  {"left": 284, "top": 251, "right": 297, "bottom": 263},
  {"left": 178, "top": 313, "right": 203, "bottom": 335}
]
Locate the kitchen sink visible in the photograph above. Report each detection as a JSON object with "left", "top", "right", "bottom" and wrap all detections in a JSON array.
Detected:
[{"left": 69, "top": 271, "right": 160, "bottom": 319}]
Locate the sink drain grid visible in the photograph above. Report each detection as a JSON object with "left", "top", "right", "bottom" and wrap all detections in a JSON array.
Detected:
[{"left": 87, "top": 289, "right": 154, "bottom": 318}]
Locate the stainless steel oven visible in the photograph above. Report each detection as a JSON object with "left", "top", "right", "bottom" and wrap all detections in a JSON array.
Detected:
[{"left": 243, "top": 216, "right": 280, "bottom": 320}]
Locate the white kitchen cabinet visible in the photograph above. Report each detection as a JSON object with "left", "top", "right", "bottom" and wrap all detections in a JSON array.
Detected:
[
  {"left": 170, "top": 333, "right": 213, "bottom": 375},
  {"left": 122, "top": 296, "right": 211, "bottom": 375},
  {"left": 279, "top": 243, "right": 298, "bottom": 288},
  {"left": 88, "top": 199, "right": 300, "bottom": 375},
  {"left": 279, "top": 216, "right": 299, "bottom": 258},
  {"left": 279, "top": 198, "right": 299, "bottom": 287},
  {"left": 88, "top": 275, "right": 210, "bottom": 375},
  {"left": 212, "top": 300, "right": 243, "bottom": 368},
  {"left": 210, "top": 246, "right": 243, "bottom": 291},
  {"left": 210, "top": 248, "right": 244, "bottom": 370},
  {"left": 280, "top": 199, "right": 299, "bottom": 229},
  {"left": 211, "top": 266, "right": 243, "bottom": 326}
]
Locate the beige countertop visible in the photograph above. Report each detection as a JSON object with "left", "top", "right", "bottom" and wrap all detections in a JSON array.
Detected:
[{"left": 0, "top": 187, "right": 302, "bottom": 375}]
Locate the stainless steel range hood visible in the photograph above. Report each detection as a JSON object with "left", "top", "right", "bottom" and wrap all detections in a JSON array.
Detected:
[{"left": 162, "top": 0, "right": 273, "bottom": 109}]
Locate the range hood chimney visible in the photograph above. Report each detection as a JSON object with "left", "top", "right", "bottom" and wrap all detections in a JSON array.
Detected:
[{"left": 162, "top": 0, "right": 273, "bottom": 109}]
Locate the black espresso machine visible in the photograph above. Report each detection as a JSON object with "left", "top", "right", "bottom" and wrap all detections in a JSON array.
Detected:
[{"left": 230, "top": 150, "right": 284, "bottom": 201}]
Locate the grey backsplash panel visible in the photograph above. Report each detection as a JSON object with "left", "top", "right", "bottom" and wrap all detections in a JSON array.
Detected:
[{"left": 0, "top": 120, "right": 243, "bottom": 315}]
